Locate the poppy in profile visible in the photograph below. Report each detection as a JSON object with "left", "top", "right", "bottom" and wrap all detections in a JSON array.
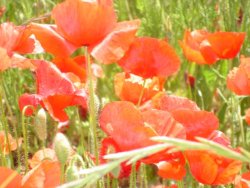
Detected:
[
  {"left": 0, "top": 22, "right": 37, "bottom": 71},
  {"left": 114, "top": 72, "right": 164, "bottom": 105},
  {"left": 0, "top": 167, "right": 22, "bottom": 188},
  {"left": 227, "top": 56, "right": 250, "bottom": 95},
  {"left": 22, "top": 161, "right": 61, "bottom": 188},
  {"left": 19, "top": 60, "right": 87, "bottom": 122},
  {"left": 0, "top": 131, "right": 22, "bottom": 155},
  {"left": 118, "top": 37, "right": 180, "bottom": 78},
  {"left": 185, "top": 131, "right": 242, "bottom": 185},
  {"left": 180, "top": 30, "right": 245, "bottom": 64}
]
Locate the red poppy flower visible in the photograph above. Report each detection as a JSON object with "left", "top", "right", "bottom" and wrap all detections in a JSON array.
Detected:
[
  {"left": 227, "top": 56, "right": 250, "bottom": 95},
  {"left": 100, "top": 101, "right": 185, "bottom": 151},
  {"left": 114, "top": 72, "right": 164, "bottom": 105},
  {"left": 0, "top": 22, "right": 36, "bottom": 71},
  {"left": 100, "top": 102, "right": 186, "bottom": 179},
  {"left": 118, "top": 37, "right": 180, "bottom": 78},
  {"left": 19, "top": 60, "right": 87, "bottom": 122},
  {"left": 185, "top": 131, "right": 242, "bottom": 185},
  {"left": 52, "top": 0, "right": 117, "bottom": 46},
  {"left": 0, "top": 131, "right": 22, "bottom": 155},
  {"left": 0, "top": 167, "right": 22, "bottom": 188},
  {"left": 180, "top": 30, "right": 245, "bottom": 65},
  {"left": 22, "top": 161, "right": 61, "bottom": 188}
]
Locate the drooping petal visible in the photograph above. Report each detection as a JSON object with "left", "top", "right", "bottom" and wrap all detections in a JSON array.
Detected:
[
  {"left": 118, "top": 37, "right": 180, "bottom": 78},
  {"left": 27, "top": 23, "right": 78, "bottom": 57},
  {"left": 0, "top": 167, "right": 22, "bottom": 188},
  {"left": 91, "top": 19, "right": 141, "bottom": 64},
  {"left": 22, "top": 161, "right": 60, "bottom": 188},
  {"left": 52, "top": 0, "right": 117, "bottom": 46},
  {"left": 99, "top": 101, "right": 156, "bottom": 151},
  {"left": 172, "top": 110, "right": 219, "bottom": 140},
  {"left": 0, "top": 131, "right": 22, "bottom": 155}
]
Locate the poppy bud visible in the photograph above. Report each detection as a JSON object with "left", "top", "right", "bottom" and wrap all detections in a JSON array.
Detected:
[
  {"left": 65, "top": 165, "right": 79, "bottom": 182},
  {"left": 54, "top": 133, "right": 71, "bottom": 165},
  {"left": 35, "top": 108, "right": 47, "bottom": 141}
]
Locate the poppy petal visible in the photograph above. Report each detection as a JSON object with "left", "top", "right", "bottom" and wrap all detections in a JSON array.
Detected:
[
  {"left": 114, "top": 72, "right": 163, "bottom": 105},
  {"left": 152, "top": 93, "right": 200, "bottom": 112},
  {"left": 185, "top": 151, "right": 218, "bottom": 184},
  {"left": 99, "top": 101, "right": 156, "bottom": 151},
  {"left": 0, "top": 167, "right": 22, "bottom": 188},
  {"left": 172, "top": 110, "right": 219, "bottom": 140},
  {"left": 27, "top": 23, "right": 78, "bottom": 57},
  {"left": 142, "top": 109, "right": 186, "bottom": 139},
  {"left": 91, "top": 19, "right": 141, "bottom": 64},
  {"left": 22, "top": 161, "right": 60, "bottom": 188},
  {"left": 204, "top": 32, "right": 245, "bottom": 59},
  {"left": 52, "top": 0, "right": 117, "bottom": 46},
  {"left": 118, "top": 37, "right": 180, "bottom": 78}
]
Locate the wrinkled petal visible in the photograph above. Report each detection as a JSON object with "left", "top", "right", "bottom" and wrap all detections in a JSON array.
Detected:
[
  {"left": 142, "top": 109, "right": 186, "bottom": 139},
  {"left": 152, "top": 93, "right": 200, "bottom": 112},
  {"left": 118, "top": 37, "right": 180, "bottom": 78},
  {"left": 172, "top": 110, "right": 219, "bottom": 140},
  {"left": 52, "top": 0, "right": 117, "bottom": 46},
  {"left": 99, "top": 101, "right": 156, "bottom": 151},
  {"left": 91, "top": 19, "right": 141, "bottom": 64},
  {"left": 0, "top": 167, "right": 22, "bottom": 188}
]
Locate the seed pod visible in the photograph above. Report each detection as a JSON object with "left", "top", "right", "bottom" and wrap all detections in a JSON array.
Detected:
[
  {"left": 54, "top": 133, "right": 71, "bottom": 165},
  {"left": 35, "top": 108, "right": 47, "bottom": 141}
]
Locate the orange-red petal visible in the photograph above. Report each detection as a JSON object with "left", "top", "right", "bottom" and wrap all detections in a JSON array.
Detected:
[
  {"left": 0, "top": 167, "right": 22, "bottom": 188},
  {"left": 52, "top": 0, "right": 117, "bottom": 46},
  {"left": 114, "top": 72, "right": 163, "bottom": 105},
  {"left": 27, "top": 23, "right": 78, "bottom": 57},
  {"left": 118, "top": 37, "right": 180, "bottom": 78},
  {"left": 99, "top": 101, "right": 156, "bottom": 151},
  {"left": 22, "top": 161, "right": 60, "bottom": 188},
  {"left": 91, "top": 19, "right": 141, "bottom": 64},
  {"left": 172, "top": 110, "right": 219, "bottom": 140}
]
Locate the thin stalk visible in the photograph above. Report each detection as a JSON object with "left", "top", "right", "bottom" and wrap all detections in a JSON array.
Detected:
[
  {"left": 129, "top": 163, "right": 137, "bottom": 188},
  {"left": 85, "top": 47, "right": 99, "bottom": 165},
  {"left": 177, "top": 180, "right": 184, "bottom": 188},
  {"left": 21, "top": 106, "right": 29, "bottom": 173}
]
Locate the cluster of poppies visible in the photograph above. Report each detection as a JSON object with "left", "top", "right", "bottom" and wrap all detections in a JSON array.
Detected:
[{"left": 1, "top": 0, "right": 250, "bottom": 187}]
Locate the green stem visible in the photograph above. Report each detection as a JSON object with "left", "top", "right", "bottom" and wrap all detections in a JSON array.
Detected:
[
  {"left": 129, "top": 163, "right": 137, "bottom": 188},
  {"left": 85, "top": 47, "right": 99, "bottom": 165},
  {"left": 177, "top": 180, "right": 184, "bottom": 188},
  {"left": 21, "top": 106, "right": 29, "bottom": 173},
  {"left": 60, "top": 164, "right": 65, "bottom": 184}
]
